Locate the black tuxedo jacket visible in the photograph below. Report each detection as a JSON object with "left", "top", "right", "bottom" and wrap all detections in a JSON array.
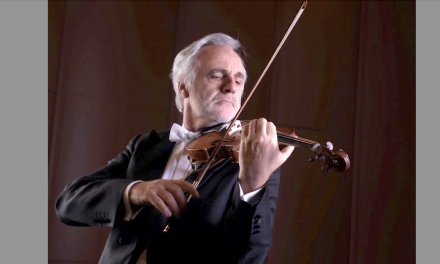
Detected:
[{"left": 56, "top": 130, "right": 281, "bottom": 264}]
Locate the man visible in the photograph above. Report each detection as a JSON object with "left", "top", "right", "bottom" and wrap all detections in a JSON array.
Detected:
[{"left": 56, "top": 33, "right": 294, "bottom": 264}]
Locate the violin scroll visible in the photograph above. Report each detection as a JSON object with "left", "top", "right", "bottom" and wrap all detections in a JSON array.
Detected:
[{"left": 309, "top": 143, "right": 350, "bottom": 173}]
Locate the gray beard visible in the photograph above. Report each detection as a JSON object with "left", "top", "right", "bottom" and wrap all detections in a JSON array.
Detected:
[{"left": 200, "top": 102, "right": 237, "bottom": 124}]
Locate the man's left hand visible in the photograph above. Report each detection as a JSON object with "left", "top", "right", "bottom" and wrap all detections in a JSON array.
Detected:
[{"left": 238, "top": 118, "right": 295, "bottom": 194}]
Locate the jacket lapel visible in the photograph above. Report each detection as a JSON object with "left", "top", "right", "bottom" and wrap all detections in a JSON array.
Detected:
[{"left": 128, "top": 128, "right": 237, "bottom": 187}]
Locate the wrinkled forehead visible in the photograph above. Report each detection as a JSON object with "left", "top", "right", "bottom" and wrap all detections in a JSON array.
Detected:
[{"left": 195, "top": 45, "right": 246, "bottom": 77}]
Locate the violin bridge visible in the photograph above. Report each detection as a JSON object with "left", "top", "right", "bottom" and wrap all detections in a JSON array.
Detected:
[{"left": 226, "top": 120, "right": 242, "bottom": 135}]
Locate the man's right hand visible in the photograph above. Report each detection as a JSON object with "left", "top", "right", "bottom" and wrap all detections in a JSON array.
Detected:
[{"left": 128, "top": 180, "right": 199, "bottom": 218}]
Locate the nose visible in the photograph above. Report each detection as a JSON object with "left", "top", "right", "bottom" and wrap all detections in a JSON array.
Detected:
[{"left": 221, "top": 75, "right": 238, "bottom": 94}]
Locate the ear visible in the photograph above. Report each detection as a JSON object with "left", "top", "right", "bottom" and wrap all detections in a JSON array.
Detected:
[{"left": 178, "top": 81, "right": 190, "bottom": 98}]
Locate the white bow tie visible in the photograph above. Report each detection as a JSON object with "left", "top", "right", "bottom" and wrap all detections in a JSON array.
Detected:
[{"left": 169, "top": 123, "right": 201, "bottom": 143}]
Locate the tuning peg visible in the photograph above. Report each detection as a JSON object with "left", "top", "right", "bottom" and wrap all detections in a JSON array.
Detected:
[
  {"left": 326, "top": 141, "right": 334, "bottom": 150},
  {"left": 309, "top": 153, "right": 321, "bottom": 162}
]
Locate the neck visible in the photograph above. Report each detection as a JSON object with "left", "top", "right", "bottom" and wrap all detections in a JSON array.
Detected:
[{"left": 182, "top": 109, "right": 223, "bottom": 132}]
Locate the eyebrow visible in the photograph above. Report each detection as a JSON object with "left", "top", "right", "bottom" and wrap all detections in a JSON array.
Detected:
[{"left": 208, "top": 68, "right": 245, "bottom": 80}]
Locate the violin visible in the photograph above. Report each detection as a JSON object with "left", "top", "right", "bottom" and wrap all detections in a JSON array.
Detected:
[{"left": 186, "top": 120, "right": 350, "bottom": 173}]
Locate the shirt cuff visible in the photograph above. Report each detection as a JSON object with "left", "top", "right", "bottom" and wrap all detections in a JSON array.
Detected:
[
  {"left": 123, "top": 180, "right": 144, "bottom": 221},
  {"left": 238, "top": 182, "right": 265, "bottom": 204}
]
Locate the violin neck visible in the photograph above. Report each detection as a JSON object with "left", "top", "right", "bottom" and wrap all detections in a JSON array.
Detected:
[{"left": 277, "top": 132, "right": 320, "bottom": 150}]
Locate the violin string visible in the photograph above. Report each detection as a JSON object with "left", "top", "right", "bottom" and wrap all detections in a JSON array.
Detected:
[
  {"left": 278, "top": 139, "right": 312, "bottom": 146},
  {"left": 276, "top": 131, "right": 317, "bottom": 144},
  {"left": 277, "top": 134, "right": 317, "bottom": 145},
  {"left": 277, "top": 136, "right": 311, "bottom": 145},
  {"left": 277, "top": 133, "right": 318, "bottom": 147},
  {"left": 277, "top": 139, "right": 313, "bottom": 148},
  {"left": 278, "top": 140, "right": 314, "bottom": 149},
  {"left": 278, "top": 142, "right": 313, "bottom": 149}
]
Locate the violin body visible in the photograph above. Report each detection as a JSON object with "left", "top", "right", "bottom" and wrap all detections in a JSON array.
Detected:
[{"left": 187, "top": 131, "right": 240, "bottom": 164}]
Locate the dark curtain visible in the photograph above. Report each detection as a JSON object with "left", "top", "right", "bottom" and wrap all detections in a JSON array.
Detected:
[{"left": 49, "top": 1, "right": 415, "bottom": 263}]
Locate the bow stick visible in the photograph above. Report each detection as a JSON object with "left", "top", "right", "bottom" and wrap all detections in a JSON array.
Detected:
[{"left": 163, "top": 1, "right": 307, "bottom": 233}]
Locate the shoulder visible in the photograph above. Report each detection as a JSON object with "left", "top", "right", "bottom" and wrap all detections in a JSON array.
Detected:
[{"left": 128, "top": 129, "right": 171, "bottom": 150}]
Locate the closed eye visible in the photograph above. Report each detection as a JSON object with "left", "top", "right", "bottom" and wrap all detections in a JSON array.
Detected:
[{"left": 211, "top": 75, "right": 222, "bottom": 80}]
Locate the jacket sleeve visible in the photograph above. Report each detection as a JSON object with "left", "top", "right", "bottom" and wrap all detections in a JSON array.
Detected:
[
  {"left": 55, "top": 135, "right": 142, "bottom": 228},
  {"left": 224, "top": 168, "right": 281, "bottom": 264}
]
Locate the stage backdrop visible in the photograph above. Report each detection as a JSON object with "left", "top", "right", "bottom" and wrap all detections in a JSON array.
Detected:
[{"left": 49, "top": 1, "right": 415, "bottom": 263}]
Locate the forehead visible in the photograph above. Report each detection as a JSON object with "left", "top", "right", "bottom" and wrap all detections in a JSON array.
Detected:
[{"left": 195, "top": 45, "right": 244, "bottom": 71}]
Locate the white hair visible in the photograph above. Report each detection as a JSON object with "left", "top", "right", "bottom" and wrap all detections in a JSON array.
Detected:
[{"left": 170, "top": 33, "right": 248, "bottom": 112}]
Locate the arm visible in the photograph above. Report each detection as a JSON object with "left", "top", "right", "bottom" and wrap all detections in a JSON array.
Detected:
[
  {"left": 223, "top": 168, "right": 280, "bottom": 264},
  {"left": 223, "top": 118, "right": 294, "bottom": 264},
  {"left": 55, "top": 135, "right": 141, "bottom": 228}
]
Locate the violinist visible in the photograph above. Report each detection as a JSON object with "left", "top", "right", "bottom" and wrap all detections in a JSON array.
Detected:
[{"left": 56, "top": 33, "right": 295, "bottom": 264}]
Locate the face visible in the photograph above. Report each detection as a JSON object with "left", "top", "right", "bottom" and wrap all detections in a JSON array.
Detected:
[{"left": 182, "top": 45, "right": 245, "bottom": 129}]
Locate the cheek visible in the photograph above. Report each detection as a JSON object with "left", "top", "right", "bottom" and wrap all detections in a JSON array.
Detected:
[
  {"left": 195, "top": 91, "right": 211, "bottom": 105},
  {"left": 236, "top": 89, "right": 243, "bottom": 102},
  {"left": 200, "top": 86, "right": 218, "bottom": 100}
]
